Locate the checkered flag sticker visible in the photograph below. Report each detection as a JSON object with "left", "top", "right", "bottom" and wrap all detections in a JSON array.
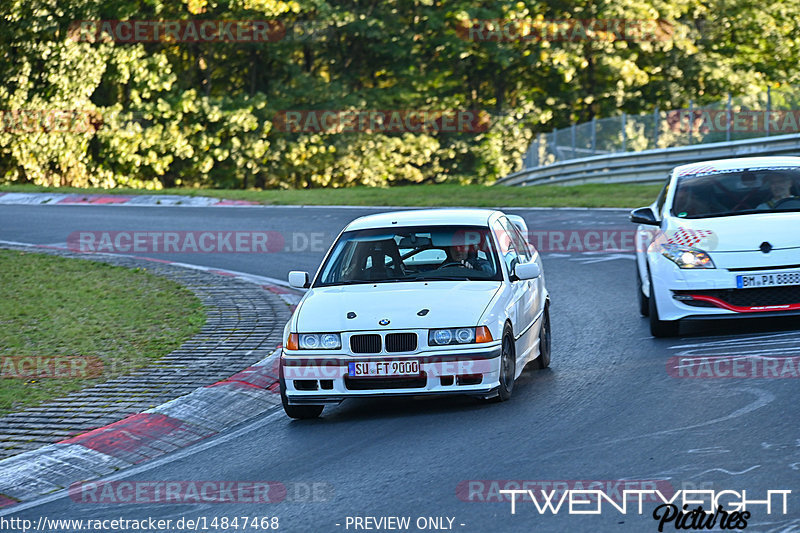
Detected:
[
  {"left": 666, "top": 227, "right": 716, "bottom": 248},
  {"left": 677, "top": 165, "right": 716, "bottom": 177}
]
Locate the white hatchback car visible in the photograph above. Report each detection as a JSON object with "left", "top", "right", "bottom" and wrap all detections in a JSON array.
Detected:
[
  {"left": 279, "top": 209, "right": 551, "bottom": 418},
  {"left": 631, "top": 156, "right": 800, "bottom": 337}
]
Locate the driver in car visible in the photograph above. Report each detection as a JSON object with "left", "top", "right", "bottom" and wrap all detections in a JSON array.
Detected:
[
  {"left": 450, "top": 243, "right": 493, "bottom": 273},
  {"left": 757, "top": 173, "right": 800, "bottom": 209}
]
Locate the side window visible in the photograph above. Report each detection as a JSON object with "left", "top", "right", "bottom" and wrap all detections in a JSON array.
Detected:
[
  {"left": 654, "top": 175, "right": 672, "bottom": 217},
  {"left": 500, "top": 218, "right": 530, "bottom": 263},
  {"left": 492, "top": 221, "right": 521, "bottom": 275},
  {"left": 321, "top": 240, "right": 356, "bottom": 283}
]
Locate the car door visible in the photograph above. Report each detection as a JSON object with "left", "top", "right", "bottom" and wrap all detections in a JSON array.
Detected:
[
  {"left": 500, "top": 217, "right": 540, "bottom": 362},
  {"left": 492, "top": 219, "right": 537, "bottom": 367}
]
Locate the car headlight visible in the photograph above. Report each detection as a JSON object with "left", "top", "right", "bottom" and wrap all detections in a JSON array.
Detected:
[
  {"left": 659, "top": 243, "right": 715, "bottom": 269},
  {"left": 428, "top": 326, "right": 493, "bottom": 346},
  {"left": 287, "top": 333, "right": 341, "bottom": 350}
]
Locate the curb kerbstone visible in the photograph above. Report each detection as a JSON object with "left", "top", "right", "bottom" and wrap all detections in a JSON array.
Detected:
[
  {"left": 150, "top": 379, "right": 281, "bottom": 433},
  {"left": 0, "top": 191, "right": 634, "bottom": 210},
  {"left": 0, "top": 243, "right": 299, "bottom": 509},
  {"left": 0, "top": 192, "right": 258, "bottom": 207},
  {"left": 0, "top": 444, "right": 129, "bottom": 502}
]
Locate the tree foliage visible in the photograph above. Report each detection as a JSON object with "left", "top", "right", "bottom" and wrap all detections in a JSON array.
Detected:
[{"left": 1, "top": 0, "right": 798, "bottom": 188}]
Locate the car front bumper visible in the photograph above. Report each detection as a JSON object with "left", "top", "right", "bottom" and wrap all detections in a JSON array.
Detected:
[
  {"left": 650, "top": 253, "right": 800, "bottom": 321},
  {"left": 280, "top": 343, "right": 502, "bottom": 405}
]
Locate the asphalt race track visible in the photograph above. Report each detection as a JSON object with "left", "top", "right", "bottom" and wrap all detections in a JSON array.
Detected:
[{"left": 1, "top": 204, "right": 799, "bottom": 532}]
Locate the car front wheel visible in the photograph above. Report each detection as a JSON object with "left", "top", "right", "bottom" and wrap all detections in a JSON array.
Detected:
[
  {"left": 637, "top": 265, "right": 650, "bottom": 317},
  {"left": 280, "top": 378, "right": 324, "bottom": 419},
  {"left": 647, "top": 272, "right": 680, "bottom": 338},
  {"left": 495, "top": 326, "right": 516, "bottom": 401}
]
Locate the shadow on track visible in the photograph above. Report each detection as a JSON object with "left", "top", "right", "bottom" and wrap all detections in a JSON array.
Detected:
[{"left": 671, "top": 315, "right": 800, "bottom": 339}]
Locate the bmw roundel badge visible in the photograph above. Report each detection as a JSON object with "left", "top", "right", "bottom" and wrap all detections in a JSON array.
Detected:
[{"left": 379, "top": 319, "right": 390, "bottom": 326}]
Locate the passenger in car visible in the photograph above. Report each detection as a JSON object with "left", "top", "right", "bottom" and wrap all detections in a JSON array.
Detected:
[{"left": 674, "top": 186, "right": 726, "bottom": 217}]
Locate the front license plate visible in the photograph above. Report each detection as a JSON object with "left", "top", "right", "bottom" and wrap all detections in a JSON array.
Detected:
[
  {"left": 348, "top": 361, "right": 420, "bottom": 377},
  {"left": 736, "top": 271, "right": 800, "bottom": 289}
]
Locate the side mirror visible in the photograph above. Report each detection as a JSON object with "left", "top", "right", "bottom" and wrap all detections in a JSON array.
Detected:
[
  {"left": 288, "top": 271, "right": 310, "bottom": 288},
  {"left": 630, "top": 207, "right": 659, "bottom": 226},
  {"left": 514, "top": 262, "right": 541, "bottom": 281}
]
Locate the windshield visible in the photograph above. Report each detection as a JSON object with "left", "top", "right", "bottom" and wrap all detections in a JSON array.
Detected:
[
  {"left": 315, "top": 225, "right": 502, "bottom": 286},
  {"left": 671, "top": 167, "right": 800, "bottom": 219}
]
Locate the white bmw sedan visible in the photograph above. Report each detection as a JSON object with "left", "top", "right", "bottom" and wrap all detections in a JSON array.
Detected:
[
  {"left": 279, "top": 209, "right": 551, "bottom": 418},
  {"left": 631, "top": 156, "right": 800, "bottom": 337}
]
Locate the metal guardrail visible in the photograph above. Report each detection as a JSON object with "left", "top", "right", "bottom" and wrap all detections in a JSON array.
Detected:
[
  {"left": 496, "top": 133, "right": 800, "bottom": 186},
  {"left": 521, "top": 86, "right": 800, "bottom": 168}
]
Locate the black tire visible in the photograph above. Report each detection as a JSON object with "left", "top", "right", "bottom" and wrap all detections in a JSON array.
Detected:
[
  {"left": 535, "top": 305, "right": 551, "bottom": 369},
  {"left": 495, "top": 326, "right": 516, "bottom": 401},
  {"left": 280, "top": 378, "right": 324, "bottom": 419},
  {"left": 637, "top": 265, "right": 650, "bottom": 317},
  {"left": 647, "top": 273, "right": 680, "bottom": 338}
]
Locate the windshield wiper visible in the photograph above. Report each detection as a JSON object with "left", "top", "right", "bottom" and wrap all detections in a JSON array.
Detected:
[
  {"left": 686, "top": 208, "right": 800, "bottom": 219},
  {"left": 321, "top": 278, "right": 410, "bottom": 286},
  {"left": 320, "top": 279, "right": 372, "bottom": 286}
]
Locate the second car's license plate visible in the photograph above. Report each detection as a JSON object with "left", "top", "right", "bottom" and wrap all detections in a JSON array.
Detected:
[
  {"left": 349, "top": 361, "right": 420, "bottom": 377},
  {"left": 736, "top": 271, "right": 800, "bottom": 289}
]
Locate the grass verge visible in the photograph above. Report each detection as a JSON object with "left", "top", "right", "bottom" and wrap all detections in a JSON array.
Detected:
[
  {"left": 0, "top": 250, "right": 205, "bottom": 415},
  {"left": 0, "top": 183, "right": 661, "bottom": 208}
]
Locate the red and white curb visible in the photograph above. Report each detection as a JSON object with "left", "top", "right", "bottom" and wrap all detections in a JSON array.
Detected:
[
  {"left": 0, "top": 191, "right": 633, "bottom": 211},
  {"left": 0, "top": 241, "right": 302, "bottom": 509},
  {"left": 0, "top": 192, "right": 258, "bottom": 207},
  {"left": 0, "top": 353, "right": 283, "bottom": 507}
]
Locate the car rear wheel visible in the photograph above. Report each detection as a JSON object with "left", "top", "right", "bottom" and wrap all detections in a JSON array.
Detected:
[
  {"left": 648, "top": 273, "right": 680, "bottom": 338},
  {"left": 280, "top": 378, "right": 324, "bottom": 419},
  {"left": 535, "top": 305, "right": 551, "bottom": 369}
]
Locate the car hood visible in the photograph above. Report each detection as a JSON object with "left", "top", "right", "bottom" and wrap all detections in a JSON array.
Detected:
[
  {"left": 294, "top": 281, "right": 501, "bottom": 332},
  {"left": 664, "top": 213, "right": 800, "bottom": 253}
]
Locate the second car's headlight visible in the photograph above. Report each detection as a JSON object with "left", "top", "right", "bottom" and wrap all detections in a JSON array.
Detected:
[
  {"left": 659, "top": 243, "right": 715, "bottom": 269},
  {"left": 429, "top": 326, "right": 492, "bottom": 346},
  {"left": 288, "top": 333, "right": 341, "bottom": 350}
]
